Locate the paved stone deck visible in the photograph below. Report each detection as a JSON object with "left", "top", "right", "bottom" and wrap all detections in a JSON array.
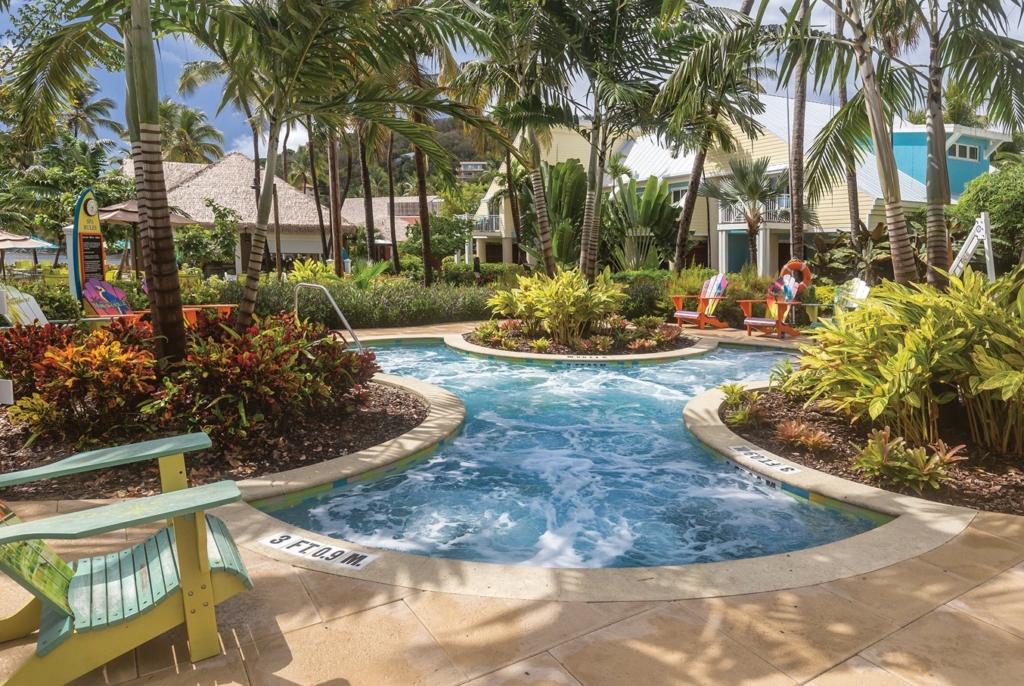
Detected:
[{"left": 3, "top": 323, "right": 1019, "bottom": 685}]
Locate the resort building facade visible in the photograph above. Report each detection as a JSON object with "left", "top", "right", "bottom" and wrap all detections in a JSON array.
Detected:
[{"left": 474, "top": 94, "right": 1011, "bottom": 275}]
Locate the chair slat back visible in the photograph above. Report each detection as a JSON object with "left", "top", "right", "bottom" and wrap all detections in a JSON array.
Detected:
[
  {"left": 705, "top": 275, "right": 728, "bottom": 316},
  {"left": 83, "top": 280, "right": 133, "bottom": 317},
  {"left": 0, "top": 285, "right": 49, "bottom": 325},
  {"left": 0, "top": 501, "right": 74, "bottom": 617}
]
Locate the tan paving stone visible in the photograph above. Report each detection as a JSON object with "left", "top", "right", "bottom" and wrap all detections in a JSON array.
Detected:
[
  {"left": 805, "top": 656, "right": 911, "bottom": 685},
  {"left": 967, "top": 511, "right": 1024, "bottom": 547},
  {"left": 861, "top": 606, "right": 1024, "bottom": 686},
  {"left": 914, "top": 526, "right": 1024, "bottom": 583},
  {"left": 68, "top": 649, "right": 138, "bottom": 686},
  {"left": 295, "top": 565, "right": 419, "bottom": 622},
  {"left": 0, "top": 575, "right": 32, "bottom": 621},
  {"left": 550, "top": 603, "right": 795, "bottom": 686},
  {"left": 135, "top": 557, "right": 321, "bottom": 675},
  {"left": 464, "top": 653, "right": 583, "bottom": 686},
  {"left": 585, "top": 601, "right": 665, "bottom": 623},
  {"left": 823, "top": 558, "right": 975, "bottom": 625},
  {"left": 125, "top": 648, "right": 249, "bottom": 686},
  {"left": 403, "top": 592, "right": 615, "bottom": 679},
  {"left": 2, "top": 500, "right": 58, "bottom": 518},
  {"left": 947, "top": 561, "right": 1024, "bottom": 640},
  {"left": 242, "top": 600, "right": 464, "bottom": 686},
  {"left": 679, "top": 586, "right": 897, "bottom": 683}
]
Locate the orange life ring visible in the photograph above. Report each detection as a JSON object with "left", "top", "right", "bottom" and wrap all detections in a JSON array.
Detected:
[{"left": 780, "top": 259, "right": 812, "bottom": 291}]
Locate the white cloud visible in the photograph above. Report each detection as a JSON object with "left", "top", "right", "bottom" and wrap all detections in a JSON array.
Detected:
[{"left": 229, "top": 121, "right": 309, "bottom": 158}]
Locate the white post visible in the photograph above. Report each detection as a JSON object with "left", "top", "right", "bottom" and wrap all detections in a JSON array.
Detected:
[
  {"left": 981, "top": 211, "right": 997, "bottom": 282},
  {"left": 465, "top": 239, "right": 472, "bottom": 263},
  {"left": 63, "top": 225, "right": 75, "bottom": 294}
]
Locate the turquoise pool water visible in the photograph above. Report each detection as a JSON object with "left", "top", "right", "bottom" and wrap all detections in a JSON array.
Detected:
[{"left": 271, "top": 344, "right": 876, "bottom": 568}]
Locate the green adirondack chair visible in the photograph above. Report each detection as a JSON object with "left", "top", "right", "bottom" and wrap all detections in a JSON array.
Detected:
[{"left": 0, "top": 434, "right": 253, "bottom": 686}]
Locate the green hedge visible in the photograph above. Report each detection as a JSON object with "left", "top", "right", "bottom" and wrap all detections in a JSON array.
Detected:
[
  {"left": 440, "top": 262, "right": 524, "bottom": 287},
  {"left": 213, "top": 278, "right": 493, "bottom": 328},
  {"left": 610, "top": 270, "right": 674, "bottom": 320}
]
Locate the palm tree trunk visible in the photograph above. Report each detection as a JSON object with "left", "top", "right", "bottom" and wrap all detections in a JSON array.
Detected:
[
  {"left": 388, "top": 131, "right": 400, "bottom": 274},
  {"left": 122, "top": 30, "right": 159, "bottom": 332},
  {"left": 789, "top": 0, "right": 808, "bottom": 261},
  {"left": 506, "top": 149, "right": 523, "bottom": 263},
  {"left": 414, "top": 143, "right": 432, "bottom": 286},
  {"left": 328, "top": 132, "right": 344, "bottom": 275},
  {"left": 358, "top": 127, "right": 375, "bottom": 260},
  {"left": 579, "top": 89, "right": 602, "bottom": 277},
  {"left": 835, "top": 9, "right": 864, "bottom": 268},
  {"left": 674, "top": 147, "right": 708, "bottom": 272},
  {"left": 273, "top": 184, "right": 283, "bottom": 280},
  {"left": 527, "top": 128, "right": 556, "bottom": 276},
  {"left": 307, "top": 116, "right": 328, "bottom": 260},
  {"left": 130, "top": 0, "right": 186, "bottom": 360},
  {"left": 848, "top": 1, "right": 917, "bottom": 284},
  {"left": 924, "top": 6, "right": 950, "bottom": 289},
  {"left": 586, "top": 123, "right": 609, "bottom": 279},
  {"left": 242, "top": 101, "right": 260, "bottom": 211},
  {"left": 281, "top": 123, "right": 290, "bottom": 183},
  {"left": 234, "top": 114, "right": 281, "bottom": 333},
  {"left": 748, "top": 220, "right": 759, "bottom": 268}
]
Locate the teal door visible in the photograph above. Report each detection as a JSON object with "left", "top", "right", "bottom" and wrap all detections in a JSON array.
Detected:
[{"left": 727, "top": 232, "right": 750, "bottom": 273}]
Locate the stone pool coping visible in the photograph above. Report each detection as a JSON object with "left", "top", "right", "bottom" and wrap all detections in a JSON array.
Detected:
[
  {"left": 237, "top": 373, "right": 465, "bottom": 505},
  {"left": 217, "top": 367, "right": 976, "bottom": 603}
]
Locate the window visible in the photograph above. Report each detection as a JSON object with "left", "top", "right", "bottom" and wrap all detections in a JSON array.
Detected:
[
  {"left": 671, "top": 187, "right": 688, "bottom": 204},
  {"left": 950, "top": 143, "right": 980, "bottom": 161}
]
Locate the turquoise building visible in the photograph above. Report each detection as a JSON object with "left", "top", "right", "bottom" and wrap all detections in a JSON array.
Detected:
[{"left": 890, "top": 124, "right": 1010, "bottom": 197}]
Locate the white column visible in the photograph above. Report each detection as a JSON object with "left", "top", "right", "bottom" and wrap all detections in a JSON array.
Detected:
[
  {"left": 464, "top": 239, "right": 472, "bottom": 263},
  {"left": 63, "top": 225, "right": 76, "bottom": 294},
  {"left": 475, "top": 237, "right": 488, "bottom": 263},
  {"left": 717, "top": 229, "right": 729, "bottom": 274},
  {"left": 708, "top": 199, "right": 719, "bottom": 270},
  {"left": 757, "top": 226, "right": 771, "bottom": 276},
  {"left": 501, "top": 237, "right": 513, "bottom": 263}
]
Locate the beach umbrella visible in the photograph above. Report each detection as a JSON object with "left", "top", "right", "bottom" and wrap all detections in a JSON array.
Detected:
[
  {"left": 99, "top": 200, "right": 194, "bottom": 278},
  {"left": 0, "top": 231, "right": 59, "bottom": 277}
]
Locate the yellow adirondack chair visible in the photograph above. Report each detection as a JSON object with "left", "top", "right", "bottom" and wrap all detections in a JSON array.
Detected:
[{"left": 0, "top": 435, "right": 252, "bottom": 686}]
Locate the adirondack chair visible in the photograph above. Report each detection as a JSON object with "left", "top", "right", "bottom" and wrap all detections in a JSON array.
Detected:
[
  {"left": 0, "top": 434, "right": 252, "bottom": 686},
  {"left": 833, "top": 278, "right": 870, "bottom": 313},
  {"left": 671, "top": 274, "right": 729, "bottom": 330},
  {"left": 0, "top": 285, "right": 49, "bottom": 326},
  {"left": 84, "top": 279, "right": 233, "bottom": 327},
  {"left": 737, "top": 277, "right": 801, "bottom": 339}
]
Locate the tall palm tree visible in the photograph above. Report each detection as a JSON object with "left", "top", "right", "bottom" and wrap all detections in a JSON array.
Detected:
[
  {"left": 160, "top": 100, "right": 225, "bottom": 163},
  {"left": 700, "top": 157, "right": 791, "bottom": 269},
  {"left": 834, "top": 8, "right": 865, "bottom": 271},
  {"left": 66, "top": 80, "right": 126, "bottom": 139},
  {"left": 656, "top": 0, "right": 764, "bottom": 273},
  {"left": 789, "top": 0, "right": 809, "bottom": 261}
]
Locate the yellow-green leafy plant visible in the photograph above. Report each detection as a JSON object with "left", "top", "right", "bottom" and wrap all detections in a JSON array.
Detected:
[
  {"left": 719, "top": 383, "right": 748, "bottom": 410},
  {"left": 779, "top": 268, "right": 1024, "bottom": 455},
  {"left": 851, "top": 428, "right": 967, "bottom": 494},
  {"left": 529, "top": 337, "right": 551, "bottom": 353},
  {"left": 487, "top": 268, "right": 626, "bottom": 346},
  {"left": 287, "top": 258, "right": 341, "bottom": 283},
  {"left": 591, "top": 335, "right": 613, "bottom": 353}
]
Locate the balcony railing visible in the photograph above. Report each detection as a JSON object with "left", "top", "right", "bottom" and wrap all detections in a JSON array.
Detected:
[
  {"left": 718, "top": 195, "right": 790, "bottom": 225},
  {"left": 477, "top": 215, "right": 502, "bottom": 233}
]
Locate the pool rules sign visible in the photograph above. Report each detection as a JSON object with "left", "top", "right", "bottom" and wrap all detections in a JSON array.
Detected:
[
  {"left": 67, "top": 188, "right": 105, "bottom": 300},
  {"left": 260, "top": 533, "right": 378, "bottom": 569}
]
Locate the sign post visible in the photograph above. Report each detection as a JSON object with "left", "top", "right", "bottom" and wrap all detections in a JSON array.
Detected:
[{"left": 69, "top": 188, "right": 104, "bottom": 301}]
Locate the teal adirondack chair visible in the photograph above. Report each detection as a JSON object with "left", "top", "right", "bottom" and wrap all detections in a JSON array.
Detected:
[{"left": 0, "top": 434, "right": 253, "bottom": 686}]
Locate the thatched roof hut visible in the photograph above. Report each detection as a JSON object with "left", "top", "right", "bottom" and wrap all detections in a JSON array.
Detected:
[{"left": 120, "top": 152, "right": 354, "bottom": 235}]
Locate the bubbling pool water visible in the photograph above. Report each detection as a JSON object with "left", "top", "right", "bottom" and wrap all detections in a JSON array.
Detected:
[{"left": 270, "top": 344, "right": 876, "bottom": 568}]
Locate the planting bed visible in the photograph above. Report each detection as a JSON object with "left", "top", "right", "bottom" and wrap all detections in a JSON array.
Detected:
[{"left": 728, "top": 389, "right": 1024, "bottom": 516}]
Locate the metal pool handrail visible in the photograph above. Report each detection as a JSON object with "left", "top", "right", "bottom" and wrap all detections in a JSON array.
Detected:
[{"left": 293, "top": 282, "right": 363, "bottom": 352}]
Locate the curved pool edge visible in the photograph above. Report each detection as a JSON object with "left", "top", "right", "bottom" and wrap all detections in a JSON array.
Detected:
[
  {"left": 219, "top": 376, "right": 976, "bottom": 604},
  {"left": 443, "top": 333, "right": 720, "bottom": 365},
  {"left": 239, "top": 373, "right": 465, "bottom": 507}
]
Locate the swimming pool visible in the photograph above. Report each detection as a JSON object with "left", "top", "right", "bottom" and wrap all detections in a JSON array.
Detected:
[{"left": 271, "top": 344, "right": 877, "bottom": 568}]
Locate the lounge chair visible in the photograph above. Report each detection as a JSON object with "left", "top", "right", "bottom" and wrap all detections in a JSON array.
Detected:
[
  {"left": 738, "top": 277, "right": 801, "bottom": 339},
  {"left": 0, "top": 434, "right": 252, "bottom": 686},
  {"left": 672, "top": 274, "right": 729, "bottom": 330},
  {"left": 833, "top": 278, "right": 870, "bottom": 313}
]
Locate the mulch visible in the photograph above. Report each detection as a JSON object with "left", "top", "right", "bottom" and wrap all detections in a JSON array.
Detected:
[
  {"left": 464, "top": 330, "right": 700, "bottom": 356},
  {"left": 0, "top": 384, "right": 428, "bottom": 502},
  {"left": 725, "top": 390, "right": 1024, "bottom": 517}
]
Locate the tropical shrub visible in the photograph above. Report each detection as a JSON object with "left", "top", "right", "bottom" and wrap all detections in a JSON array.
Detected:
[
  {"left": 0, "top": 323, "right": 82, "bottom": 396},
  {"left": 851, "top": 427, "right": 966, "bottom": 494},
  {"left": 288, "top": 258, "right": 341, "bottom": 283},
  {"left": 12, "top": 330, "right": 158, "bottom": 442},
  {"left": 487, "top": 268, "right": 626, "bottom": 346},
  {"left": 611, "top": 270, "right": 674, "bottom": 319},
  {"left": 721, "top": 385, "right": 767, "bottom": 429},
  {"left": 779, "top": 268, "right": 1024, "bottom": 455},
  {"left": 603, "top": 176, "right": 680, "bottom": 270}
]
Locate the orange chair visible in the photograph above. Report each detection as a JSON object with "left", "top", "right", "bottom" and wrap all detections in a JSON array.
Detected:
[
  {"left": 671, "top": 274, "right": 729, "bottom": 330},
  {"left": 736, "top": 295, "right": 800, "bottom": 339}
]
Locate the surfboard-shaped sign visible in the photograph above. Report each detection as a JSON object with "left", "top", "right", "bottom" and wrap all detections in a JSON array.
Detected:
[{"left": 70, "top": 188, "right": 104, "bottom": 301}]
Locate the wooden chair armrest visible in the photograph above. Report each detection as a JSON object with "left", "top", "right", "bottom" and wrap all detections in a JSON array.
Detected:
[
  {"left": 0, "top": 481, "right": 240, "bottom": 546},
  {"left": 0, "top": 434, "right": 212, "bottom": 488}
]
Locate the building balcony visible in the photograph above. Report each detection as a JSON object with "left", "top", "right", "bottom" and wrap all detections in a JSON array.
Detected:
[{"left": 719, "top": 195, "right": 790, "bottom": 225}]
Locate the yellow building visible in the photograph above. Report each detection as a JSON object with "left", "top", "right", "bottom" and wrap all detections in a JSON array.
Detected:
[{"left": 474, "top": 94, "right": 935, "bottom": 275}]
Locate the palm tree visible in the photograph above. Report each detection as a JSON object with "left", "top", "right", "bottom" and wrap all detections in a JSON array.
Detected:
[
  {"left": 160, "top": 100, "right": 225, "bottom": 163},
  {"left": 656, "top": 1, "right": 764, "bottom": 273},
  {"left": 700, "top": 157, "right": 790, "bottom": 269},
  {"left": 789, "top": 0, "right": 809, "bottom": 261},
  {"left": 834, "top": 8, "right": 866, "bottom": 273},
  {"left": 66, "top": 80, "right": 126, "bottom": 139}
]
